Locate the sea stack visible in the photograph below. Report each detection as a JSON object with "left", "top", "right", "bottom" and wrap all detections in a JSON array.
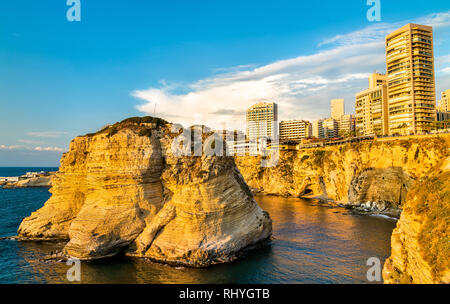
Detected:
[{"left": 17, "top": 117, "right": 272, "bottom": 266}]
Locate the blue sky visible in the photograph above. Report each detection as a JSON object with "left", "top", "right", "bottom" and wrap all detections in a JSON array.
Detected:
[{"left": 1, "top": 1, "right": 450, "bottom": 166}]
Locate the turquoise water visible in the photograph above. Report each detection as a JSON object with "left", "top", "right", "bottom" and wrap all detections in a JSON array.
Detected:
[{"left": 0, "top": 167, "right": 396, "bottom": 284}]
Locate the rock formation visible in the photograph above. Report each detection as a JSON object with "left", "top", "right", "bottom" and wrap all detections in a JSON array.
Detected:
[
  {"left": 235, "top": 136, "right": 449, "bottom": 283},
  {"left": 382, "top": 157, "right": 450, "bottom": 284},
  {"left": 2, "top": 176, "right": 52, "bottom": 189},
  {"left": 235, "top": 136, "right": 449, "bottom": 217},
  {"left": 17, "top": 117, "right": 272, "bottom": 265}
]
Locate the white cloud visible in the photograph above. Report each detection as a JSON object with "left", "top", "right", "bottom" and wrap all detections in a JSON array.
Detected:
[
  {"left": 0, "top": 145, "right": 22, "bottom": 150},
  {"left": 0, "top": 144, "right": 66, "bottom": 152},
  {"left": 440, "top": 67, "right": 450, "bottom": 75},
  {"left": 27, "top": 131, "right": 68, "bottom": 138},
  {"left": 34, "top": 146, "right": 66, "bottom": 152},
  {"left": 416, "top": 11, "right": 450, "bottom": 29},
  {"left": 134, "top": 42, "right": 385, "bottom": 130},
  {"left": 133, "top": 11, "right": 450, "bottom": 130},
  {"left": 436, "top": 55, "right": 450, "bottom": 64},
  {"left": 319, "top": 11, "right": 450, "bottom": 48},
  {"left": 318, "top": 23, "right": 395, "bottom": 47}
]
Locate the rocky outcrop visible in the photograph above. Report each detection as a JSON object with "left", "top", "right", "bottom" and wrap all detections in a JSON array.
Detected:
[
  {"left": 382, "top": 157, "right": 450, "bottom": 284},
  {"left": 347, "top": 167, "right": 413, "bottom": 218},
  {"left": 235, "top": 136, "right": 449, "bottom": 283},
  {"left": 235, "top": 136, "right": 449, "bottom": 217},
  {"left": 2, "top": 176, "right": 52, "bottom": 189},
  {"left": 127, "top": 155, "right": 271, "bottom": 266},
  {"left": 17, "top": 117, "right": 272, "bottom": 265}
]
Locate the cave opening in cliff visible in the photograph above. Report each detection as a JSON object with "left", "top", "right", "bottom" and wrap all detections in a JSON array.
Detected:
[{"left": 303, "top": 189, "right": 313, "bottom": 195}]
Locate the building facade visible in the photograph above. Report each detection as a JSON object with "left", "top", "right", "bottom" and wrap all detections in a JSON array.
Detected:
[
  {"left": 312, "top": 119, "right": 324, "bottom": 139},
  {"left": 246, "top": 102, "right": 278, "bottom": 140},
  {"left": 338, "top": 114, "right": 356, "bottom": 137},
  {"left": 322, "top": 118, "right": 338, "bottom": 138},
  {"left": 331, "top": 99, "right": 345, "bottom": 119},
  {"left": 386, "top": 23, "right": 436, "bottom": 135},
  {"left": 436, "top": 111, "right": 450, "bottom": 122},
  {"left": 437, "top": 89, "right": 450, "bottom": 112},
  {"left": 355, "top": 73, "right": 389, "bottom": 136},
  {"left": 279, "top": 120, "right": 312, "bottom": 141}
]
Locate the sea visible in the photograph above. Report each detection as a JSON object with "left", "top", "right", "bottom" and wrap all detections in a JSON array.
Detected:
[{"left": 0, "top": 167, "right": 396, "bottom": 284}]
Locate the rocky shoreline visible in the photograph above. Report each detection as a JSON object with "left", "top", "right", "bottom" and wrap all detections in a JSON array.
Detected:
[
  {"left": 235, "top": 135, "right": 449, "bottom": 283},
  {"left": 1, "top": 176, "right": 53, "bottom": 189},
  {"left": 8, "top": 117, "right": 449, "bottom": 282},
  {"left": 250, "top": 188, "right": 401, "bottom": 218}
]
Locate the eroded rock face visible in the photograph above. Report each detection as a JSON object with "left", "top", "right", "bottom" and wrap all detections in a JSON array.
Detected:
[
  {"left": 348, "top": 167, "right": 413, "bottom": 217},
  {"left": 17, "top": 118, "right": 272, "bottom": 265},
  {"left": 383, "top": 159, "right": 450, "bottom": 284},
  {"left": 235, "top": 136, "right": 449, "bottom": 216},
  {"left": 128, "top": 155, "right": 271, "bottom": 266}
]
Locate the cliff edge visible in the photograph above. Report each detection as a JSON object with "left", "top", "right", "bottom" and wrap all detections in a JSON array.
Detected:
[
  {"left": 235, "top": 136, "right": 449, "bottom": 217},
  {"left": 382, "top": 157, "right": 450, "bottom": 284}
]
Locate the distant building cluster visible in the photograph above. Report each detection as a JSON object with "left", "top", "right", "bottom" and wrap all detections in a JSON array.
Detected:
[
  {"left": 0, "top": 171, "right": 50, "bottom": 183},
  {"left": 279, "top": 120, "right": 312, "bottom": 141},
  {"left": 220, "top": 23, "right": 449, "bottom": 154}
]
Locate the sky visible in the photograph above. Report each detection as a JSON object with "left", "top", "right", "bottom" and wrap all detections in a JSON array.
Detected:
[{"left": 1, "top": 0, "right": 450, "bottom": 166}]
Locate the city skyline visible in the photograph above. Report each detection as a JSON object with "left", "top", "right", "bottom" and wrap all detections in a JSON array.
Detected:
[{"left": 1, "top": 2, "right": 450, "bottom": 166}]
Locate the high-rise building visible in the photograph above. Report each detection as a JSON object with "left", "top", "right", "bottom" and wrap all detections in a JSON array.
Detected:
[
  {"left": 246, "top": 102, "right": 278, "bottom": 140},
  {"left": 369, "top": 73, "right": 387, "bottom": 89},
  {"left": 386, "top": 23, "right": 436, "bottom": 135},
  {"left": 312, "top": 119, "right": 324, "bottom": 139},
  {"left": 355, "top": 73, "right": 389, "bottom": 136},
  {"left": 331, "top": 99, "right": 345, "bottom": 119},
  {"left": 279, "top": 120, "right": 312, "bottom": 141},
  {"left": 322, "top": 118, "right": 338, "bottom": 138},
  {"left": 437, "top": 89, "right": 450, "bottom": 112},
  {"left": 338, "top": 114, "right": 356, "bottom": 137}
]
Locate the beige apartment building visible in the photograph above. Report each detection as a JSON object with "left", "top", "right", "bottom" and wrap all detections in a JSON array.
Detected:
[
  {"left": 279, "top": 120, "right": 312, "bottom": 141},
  {"left": 312, "top": 119, "right": 324, "bottom": 138},
  {"left": 355, "top": 73, "right": 389, "bottom": 136},
  {"left": 322, "top": 118, "right": 338, "bottom": 138},
  {"left": 386, "top": 23, "right": 436, "bottom": 135},
  {"left": 338, "top": 114, "right": 356, "bottom": 137},
  {"left": 246, "top": 102, "right": 278, "bottom": 140},
  {"left": 331, "top": 99, "right": 345, "bottom": 119},
  {"left": 437, "top": 89, "right": 450, "bottom": 112}
]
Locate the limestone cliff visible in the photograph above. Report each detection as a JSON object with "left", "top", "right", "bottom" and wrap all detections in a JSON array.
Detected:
[
  {"left": 235, "top": 136, "right": 449, "bottom": 217},
  {"left": 382, "top": 157, "right": 450, "bottom": 284},
  {"left": 17, "top": 117, "right": 272, "bottom": 265}
]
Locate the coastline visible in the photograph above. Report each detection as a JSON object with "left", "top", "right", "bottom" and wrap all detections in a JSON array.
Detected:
[
  {"left": 0, "top": 187, "right": 396, "bottom": 283},
  {"left": 251, "top": 188, "right": 401, "bottom": 219}
]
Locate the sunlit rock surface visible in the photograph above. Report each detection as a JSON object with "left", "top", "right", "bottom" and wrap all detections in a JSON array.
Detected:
[
  {"left": 383, "top": 157, "right": 450, "bottom": 284},
  {"left": 235, "top": 136, "right": 449, "bottom": 217},
  {"left": 18, "top": 117, "right": 272, "bottom": 265}
]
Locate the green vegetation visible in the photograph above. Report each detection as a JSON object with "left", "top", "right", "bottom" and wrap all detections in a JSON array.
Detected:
[
  {"left": 120, "top": 116, "right": 168, "bottom": 126},
  {"left": 85, "top": 116, "right": 168, "bottom": 137},
  {"left": 138, "top": 128, "right": 152, "bottom": 137},
  {"left": 409, "top": 171, "right": 450, "bottom": 281},
  {"left": 312, "top": 150, "right": 327, "bottom": 166},
  {"left": 300, "top": 154, "right": 310, "bottom": 162}
]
